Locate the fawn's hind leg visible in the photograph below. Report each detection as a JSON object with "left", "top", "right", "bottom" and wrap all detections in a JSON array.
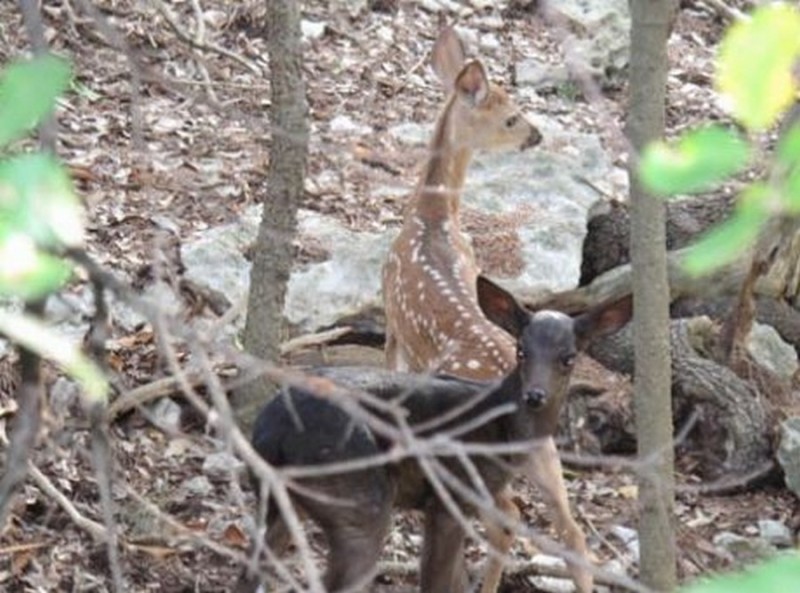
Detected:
[
  {"left": 234, "top": 502, "right": 292, "bottom": 593},
  {"left": 319, "top": 498, "right": 392, "bottom": 593}
]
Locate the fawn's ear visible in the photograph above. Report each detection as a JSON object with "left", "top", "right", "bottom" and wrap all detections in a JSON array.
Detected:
[
  {"left": 573, "top": 295, "right": 633, "bottom": 350},
  {"left": 431, "top": 26, "right": 467, "bottom": 92},
  {"left": 454, "top": 61, "right": 490, "bottom": 107},
  {"left": 477, "top": 275, "right": 529, "bottom": 338}
]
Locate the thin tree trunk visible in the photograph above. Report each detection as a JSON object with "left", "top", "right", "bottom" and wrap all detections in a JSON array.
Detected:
[
  {"left": 236, "top": 0, "right": 309, "bottom": 432},
  {"left": 627, "top": 1, "right": 678, "bottom": 590}
]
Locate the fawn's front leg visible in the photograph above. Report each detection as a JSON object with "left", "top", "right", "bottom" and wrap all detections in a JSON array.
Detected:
[
  {"left": 478, "top": 485, "right": 520, "bottom": 593},
  {"left": 421, "top": 500, "right": 469, "bottom": 593},
  {"left": 524, "top": 436, "right": 593, "bottom": 593}
]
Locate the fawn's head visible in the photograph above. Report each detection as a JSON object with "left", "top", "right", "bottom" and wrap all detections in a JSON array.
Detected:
[
  {"left": 476, "top": 276, "right": 632, "bottom": 414},
  {"left": 431, "top": 27, "right": 542, "bottom": 154}
]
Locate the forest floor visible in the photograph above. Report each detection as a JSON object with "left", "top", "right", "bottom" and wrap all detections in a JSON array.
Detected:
[{"left": 0, "top": 1, "right": 798, "bottom": 592}]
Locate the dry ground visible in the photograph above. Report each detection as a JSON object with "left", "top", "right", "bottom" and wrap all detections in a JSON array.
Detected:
[{"left": 0, "top": 1, "right": 797, "bottom": 592}]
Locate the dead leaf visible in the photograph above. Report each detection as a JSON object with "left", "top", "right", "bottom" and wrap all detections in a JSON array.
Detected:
[{"left": 222, "top": 523, "right": 248, "bottom": 549}]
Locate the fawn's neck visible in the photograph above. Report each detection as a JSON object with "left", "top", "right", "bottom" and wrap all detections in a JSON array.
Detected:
[{"left": 413, "top": 97, "right": 472, "bottom": 222}]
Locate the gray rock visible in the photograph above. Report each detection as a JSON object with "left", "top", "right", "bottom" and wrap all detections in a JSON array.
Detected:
[
  {"left": 45, "top": 287, "right": 92, "bottom": 344},
  {"left": 609, "top": 524, "right": 639, "bottom": 561},
  {"left": 181, "top": 475, "right": 214, "bottom": 498},
  {"left": 713, "top": 531, "right": 775, "bottom": 563},
  {"left": 181, "top": 205, "right": 261, "bottom": 326},
  {"left": 285, "top": 212, "right": 393, "bottom": 328},
  {"left": 330, "top": 0, "right": 368, "bottom": 17},
  {"left": 549, "top": 0, "right": 631, "bottom": 81},
  {"left": 463, "top": 116, "right": 620, "bottom": 296},
  {"left": 150, "top": 397, "right": 182, "bottom": 433},
  {"left": 746, "top": 323, "right": 799, "bottom": 382},
  {"left": 50, "top": 377, "right": 81, "bottom": 418},
  {"left": 479, "top": 33, "right": 501, "bottom": 51},
  {"left": 517, "top": 58, "right": 570, "bottom": 90},
  {"left": 388, "top": 122, "right": 431, "bottom": 146},
  {"left": 180, "top": 114, "right": 618, "bottom": 333},
  {"left": 777, "top": 416, "right": 800, "bottom": 499},
  {"left": 758, "top": 519, "right": 793, "bottom": 548},
  {"left": 202, "top": 451, "right": 245, "bottom": 481},
  {"left": 417, "top": 0, "right": 465, "bottom": 14}
]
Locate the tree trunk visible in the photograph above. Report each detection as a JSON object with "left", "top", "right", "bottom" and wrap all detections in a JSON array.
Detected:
[
  {"left": 627, "top": 1, "right": 678, "bottom": 590},
  {"left": 235, "top": 0, "right": 309, "bottom": 432}
]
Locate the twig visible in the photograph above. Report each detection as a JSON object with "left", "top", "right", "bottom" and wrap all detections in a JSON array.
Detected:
[
  {"left": 575, "top": 505, "right": 630, "bottom": 568},
  {"left": 698, "top": 0, "right": 748, "bottom": 22},
  {"left": 28, "top": 463, "right": 107, "bottom": 540},
  {"left": 84, "top": 272, "right": 126, "bottom": 593},
  {"left": 71, "top": 0, "right": 144, "bottom": 150},
  {"left": 189, "top": 345, "right": 327, "bottom": 593},
  {"left": 105, "top": 371, "right": 206, "bottom": 422},
  {"left": 676, "top": 460, "right": 776, "bottom": 495},
  {"left": 279, "top": 326, "right": 353, "bottom": 355},
  {"left": 105, "top": 325, "right": 355, "bottom": 423},
  {"left": 573, "top": 174, "right": 617, "bottom": 201},
  {"left": 148, "top": 0, "right": 262, "bottom": 75},
  {"left": 380, "top": 557, "right": 633, "bottom": 586}
]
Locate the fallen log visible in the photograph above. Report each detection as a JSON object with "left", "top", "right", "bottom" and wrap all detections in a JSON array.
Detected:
[
  {"left": 585, "top": 316, "right": 773, "bottom": 478},
  {"left": 580, "top": 194, "right": 736, "bottom": 287}
]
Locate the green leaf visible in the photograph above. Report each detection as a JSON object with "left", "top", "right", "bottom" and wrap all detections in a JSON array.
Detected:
[
  {"left": 785, "top": 164, "right": 800, "bottom": 214},
  {"left": 683, "top": 183, "right": 770, "bottom": 276},
  {"left": 639, "top": 126, "right": 749, "bottom": 196},
  {"left": 777, "top": 121, "right": 800, "bottom": 167},
  {"left": 0, "top": 233, "right": 72, "bottom": 299},
  {"left": 0, "top": 153, "right": 84, "bottom": 249},
  {"left": 0, "top": 308, "right": 107, "bottom": 403},
  {"left": 0, "top": 54, "right": 71, "bottom": 146},
  {"left": 716, "top": 3, "right": 800, "bottom": 131},
  {"left": 681, "top": 554, "right": 800, "bottom": 593}
]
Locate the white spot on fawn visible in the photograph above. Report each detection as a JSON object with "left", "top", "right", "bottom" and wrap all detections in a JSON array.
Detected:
[{"left": 467, "top": 359, "right": 481, "bottom": 370}]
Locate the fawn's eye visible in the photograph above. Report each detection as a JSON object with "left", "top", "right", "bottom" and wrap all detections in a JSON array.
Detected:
[
  {"left": 561, "top": 354, "right": 576, "bottom": 369},
  {"left": 516, "top": 347, "right": 525, "bottom": 362},
  {"left": 505, "top": 115, "right": 519, "bottom": 128}
]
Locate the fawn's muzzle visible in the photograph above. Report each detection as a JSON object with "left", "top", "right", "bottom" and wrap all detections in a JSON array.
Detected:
[
  {"left": 521, "top": 126, "right": 542, "bottom": 150},
  {"left": 524, "top": 388, "right": 547, "bottom": 408}
]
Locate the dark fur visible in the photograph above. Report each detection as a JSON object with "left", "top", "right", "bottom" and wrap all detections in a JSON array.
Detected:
[{"left": 236, "top": 278, "right": 631, "bottom": 593}]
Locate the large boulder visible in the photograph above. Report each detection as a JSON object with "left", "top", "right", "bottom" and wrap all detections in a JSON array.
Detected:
[{"left": 181, "top": 117, "right": 621, "bottom": 332}]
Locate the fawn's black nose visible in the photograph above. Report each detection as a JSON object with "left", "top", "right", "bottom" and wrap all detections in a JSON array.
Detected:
[{"left": 524, "top": 388, "right": 547, "bottom": 408}]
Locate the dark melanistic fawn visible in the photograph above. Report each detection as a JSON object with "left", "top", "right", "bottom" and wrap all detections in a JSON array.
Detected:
[{"left": 235, "top": 277, "right": 632, "bottom": 593}]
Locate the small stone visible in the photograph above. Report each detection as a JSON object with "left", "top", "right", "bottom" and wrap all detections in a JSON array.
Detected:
[
  {"left": 376, "top": 25, "right": 394, "bottom": 44},
  {"left": 329, "top": 114, "right": 372, "bottom": 135},
  {"left": 181, "top": 475, "right": 214, "bottom": 498},
  {"left": 609, "top": 524, "right": 639, "bottom": 561},
  {"left": 301, "top": 20, "right": 326, "bottom": 41},
  {"left": 777, "top": 417, "right": 800, "bottom": 499},
  {"left": 388, "top": 122, "right": 431, "bottom": 146},
  {"left": 50, "top": 377, "right": 81, "bottom": 418},
  {"left": 150, "top": 397, "right": 182, "bottom": 433},
  {"left": 202, "top": 451, "right": 245, "bottom": 481},
  {"left": 517, "top": 58, "right": 570, "bottom": 90},
  {"left": 713, "top": 531, "right": 774, "bottom": 562},
  {"left": 479, "top": 33, "right": 500, "bottom": 51},
  {"left": 758, "top": 519, "right": 793, "bottom": 548},
  {"left": 746, "top": 323, "right": 799, "bottom": 382}
]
